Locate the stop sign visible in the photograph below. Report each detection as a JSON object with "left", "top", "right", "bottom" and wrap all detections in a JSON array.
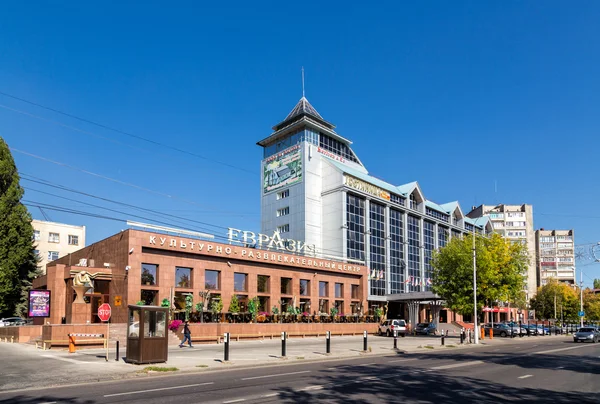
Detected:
[{"left": 98, "top": 303, "right": 111, "bottom": 322}]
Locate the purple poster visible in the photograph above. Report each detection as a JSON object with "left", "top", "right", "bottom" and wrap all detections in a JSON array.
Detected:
[{"left": 29, "top": 290, "right": 50, "bottom": 317}]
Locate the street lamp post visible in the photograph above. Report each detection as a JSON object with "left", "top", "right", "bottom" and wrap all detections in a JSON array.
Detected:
[{"left": 473, "top": 230, "right": 479, "bottom": 344}]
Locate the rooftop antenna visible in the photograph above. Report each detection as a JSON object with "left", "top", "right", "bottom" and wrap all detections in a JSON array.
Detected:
[{"left": 301, "top": 66, "right": 305, "bottom": 98}]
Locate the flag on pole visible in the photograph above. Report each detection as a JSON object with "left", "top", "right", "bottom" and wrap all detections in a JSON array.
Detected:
[
  {"left": 370, "top": 269, "right": 376, "bottom": 279},
  {"left": 427, "top": 278, "right": 432, "bottom": 286}
]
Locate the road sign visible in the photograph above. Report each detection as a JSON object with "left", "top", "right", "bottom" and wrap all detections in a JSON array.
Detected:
[
  {"left": 578, "top": 311, "right": 585, "bottom": 317},
  {"left": 98, "top": 303, "right": 112, "bottom": 322},
  {"left": 114, "top": 296, "right": 122, "bottom": 307}
]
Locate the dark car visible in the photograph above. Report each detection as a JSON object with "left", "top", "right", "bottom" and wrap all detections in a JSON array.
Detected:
[
  {"left": 483, "top": 323, "right": 514, "bottom": 337},
  {"left": 573, "top": 327, "right": 599, "bottom": 343},
  {"left": 414, "top": 323, "right": 437, "bottom": 335}
]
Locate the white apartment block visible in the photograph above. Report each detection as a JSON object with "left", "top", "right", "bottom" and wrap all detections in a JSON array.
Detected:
[
  {"left": 536, "top": 229, "right": 575, "bottom": 286},
  {"left": 32, "top": 220, "right": 86, "bottom": 274},
  {"left": 467, "top": 204, "right": 536, "bottom": 300}
]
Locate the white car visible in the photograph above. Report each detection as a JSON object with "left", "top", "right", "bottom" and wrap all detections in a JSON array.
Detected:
[
  {"left": 378, "top": 319, "right": 407, "bottom": 337},
  {"left": 0, "top": 317, "right": 25, "bottom": 327}
]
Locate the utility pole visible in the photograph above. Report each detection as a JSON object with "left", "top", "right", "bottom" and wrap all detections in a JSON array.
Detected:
[
  {"left": 554, "top": 290, "right": 557, "bottom": 321},
  {"left": 473, "top": 231, "right": 479, "bottom": 344},
  {"left": 580, "top": 270, "right": 584, "bottom": 328}
]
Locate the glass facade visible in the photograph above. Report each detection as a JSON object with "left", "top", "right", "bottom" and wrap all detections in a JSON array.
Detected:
[
  {"left": 369, "top": 202, "right": 386, "bottom": 296},
  {"left": 423, "top": 221, "right": 435, "bottom": 291},
  {"left": 389, "top": 208, "right": 405, "bottom": 294},
  {"left": 319, "top": 133, "right": 360, "bottom": 163},
  {"left": 263, "top": 129, "right": 318, "bottom": 158},
  {"left": 346, "top": 194, "right": 366, "bottom": 262},
  {"left": 438, "top": 226, "right": 449, "bottom": 248},
  {"left": 407, "top": 215, "right": 421, "bottom": 292}
]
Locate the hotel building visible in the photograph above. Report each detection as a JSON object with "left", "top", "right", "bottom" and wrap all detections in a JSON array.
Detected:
[
  {"left": 258, "top": 97, "right": 492, "bottom": 320},
  {"left": 535, "top": 229, "right": 576, "bottom": 287}
]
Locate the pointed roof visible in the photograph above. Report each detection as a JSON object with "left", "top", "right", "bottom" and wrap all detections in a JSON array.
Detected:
[{"left": 272, "top": 97, "right": 335, "bottom": 131}]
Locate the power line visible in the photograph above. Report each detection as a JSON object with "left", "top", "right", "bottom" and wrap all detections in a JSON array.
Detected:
[{"left": 0, "top": 90, "right": 255, "bottom": 175}]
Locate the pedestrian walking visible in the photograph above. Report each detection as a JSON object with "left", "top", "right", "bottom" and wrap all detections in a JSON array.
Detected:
[{"left": 179, "top": 321, "right": 193, "bottom": 348}]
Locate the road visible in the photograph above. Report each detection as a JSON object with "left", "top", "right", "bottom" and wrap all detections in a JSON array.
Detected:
[{"left": 0, "top": 338, "right": 598, "bottom": 403}]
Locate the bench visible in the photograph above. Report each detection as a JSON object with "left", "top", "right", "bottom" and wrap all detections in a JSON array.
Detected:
[
  {"left": 36, "top": 333, "right": 107, "bottom": 350},
  {"left": 1, "top": 336, "right": 15, "bottom": 343}
]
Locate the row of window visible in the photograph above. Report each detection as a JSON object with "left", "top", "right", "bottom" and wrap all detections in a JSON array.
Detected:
[
  {"left": 34, "top": 250, "right": 59, "bottom": 261},
  {"left": 319, "top": 133, "right": 360, "bottom": 163},
  {"left": 276, "top": 207, "right": 290, "bottom": 217},
  {"left": 33, "top": 230, "right": 79, "bottom": 245},
  {"left": 426, "top": 207, "right": 449, "bottom": 223},
  {"left": 140, "top": 264, "right": 361, "bottom": 298}
]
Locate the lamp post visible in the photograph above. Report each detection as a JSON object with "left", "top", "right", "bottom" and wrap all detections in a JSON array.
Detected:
[{"left": 473, "top": 229, "right": 479, "bottom": 344}]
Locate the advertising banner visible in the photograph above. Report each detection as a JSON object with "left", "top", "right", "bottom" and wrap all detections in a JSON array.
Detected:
[
  {"left": 263, "top": 145, "right": 302, "bottom": 194},
  {"left": 28, "top": 289, "right": 51, "bottom": 317}
]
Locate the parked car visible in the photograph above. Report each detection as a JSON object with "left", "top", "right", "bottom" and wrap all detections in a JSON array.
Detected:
[
  {"left": 483, "top": 323, "right": 514, "bottom": 337},
  {"left": 522, "top": 324, "right": 539, "bottom": 335},
  {"left": 573, "top": 327, "right": 599, "bottom": 343},
  {"left": 0, "top": 317, "right": 26, "bottom": 327},
  {"left": 378, "top": 319, "right": 407, "bottom": 337},
  {"left": 536, "top": 325, "right": 549, "bottom": 335},
  {"left": 504, "top": 322, "right": 527, "bottom": 336},
  {"left": 414, "top": 322, "right": 437, "bottom": 335}
]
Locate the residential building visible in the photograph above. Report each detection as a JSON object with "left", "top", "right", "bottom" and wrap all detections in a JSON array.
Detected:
[
  {"left": 258, "top": 97, "right": 493, "bottom": 322},
  {"left": 535, "top": 229, "right": 575, "bottom": 286},
  {"left": 467, "top": 204, "right": 536, "bottom": 300},
  {"left": 32, "top": 220, "right": 86, "bottom": 274}
]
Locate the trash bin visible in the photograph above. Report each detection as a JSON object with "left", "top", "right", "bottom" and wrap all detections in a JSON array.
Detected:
[{"left": 125, "top": 305, "right": 169, "bottom": 364}]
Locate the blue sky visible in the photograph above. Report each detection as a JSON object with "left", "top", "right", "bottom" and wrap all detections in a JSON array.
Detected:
[{"left": 1, "top": 2, "right": 599, "bottom": 286}]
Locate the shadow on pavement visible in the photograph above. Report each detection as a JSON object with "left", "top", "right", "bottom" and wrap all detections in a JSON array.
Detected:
[
  {"left": 0, "top": 396, "right": 93, "bottom": 404},
  {"left": 273, "top": 365, "right": 598, "bottom": 403}
]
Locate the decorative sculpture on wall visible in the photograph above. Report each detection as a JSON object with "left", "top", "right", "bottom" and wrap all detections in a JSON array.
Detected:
[{"left": 72, "top": 270, "right": 97, "bottom": 304}]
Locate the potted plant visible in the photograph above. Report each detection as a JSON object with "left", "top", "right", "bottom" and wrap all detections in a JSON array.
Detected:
[
  {"left": 211, "top": 299, "right": 223, "bottom": 322},
  {"left": 229, "top": 295, "right": 240, "bottom": 322},
  {"left": 330, "top": 307, "right": 339, "bottom": 323},
  {"left": 247, "top": 297, "right": 259, "bottom": 323},
  {"left": 272, "top": 306, "right": 280, "bottom": 323}
]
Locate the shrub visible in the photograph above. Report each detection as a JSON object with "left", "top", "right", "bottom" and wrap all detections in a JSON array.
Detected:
[{"left": 169, "top": 319, "right": 183, "bottom": 331}]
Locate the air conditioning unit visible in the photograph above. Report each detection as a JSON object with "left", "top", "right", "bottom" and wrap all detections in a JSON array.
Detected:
[{"left": 78, "top": 258, "right": 88, "bottom": 267}]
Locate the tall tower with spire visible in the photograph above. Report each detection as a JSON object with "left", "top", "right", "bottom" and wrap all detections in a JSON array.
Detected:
[{"left": 257, "top": 96, "right": 364, "bottom": 259}]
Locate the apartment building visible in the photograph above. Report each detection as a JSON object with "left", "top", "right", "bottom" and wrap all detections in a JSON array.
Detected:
[
  {"left": 535, "top": 229, "right": 575, "bottom": 286},
  {"left": 467, "top": 204, "right": 536, "bottom": 300},
  {"left": 32, "top": 220, "right": 86, "bottom": 274}
]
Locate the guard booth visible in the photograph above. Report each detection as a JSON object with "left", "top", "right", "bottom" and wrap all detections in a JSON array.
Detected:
[{"left": 126, "top": 305, "right": 169, "bottom": 364}]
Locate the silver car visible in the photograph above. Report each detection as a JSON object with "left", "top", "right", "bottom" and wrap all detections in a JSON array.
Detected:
[
  {"left": 573, "top": 327, "right": 599, "bottom": 343},
  {"left": 0, "top": 317, "right": 25, "bottom": 327}
]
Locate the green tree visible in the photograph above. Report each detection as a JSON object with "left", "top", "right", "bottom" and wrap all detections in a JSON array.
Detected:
[
  {"left": 583, "top": 288, "right": 600, "bottom": 321},
  {"left": 431, "top": 233, "right": 527, "bottom": 319},
  {"left": 0, "top": 138, "right": 38, "bottom": 317},
  {"left": 594, "top": 279, "right": 600, "bottom": 289},
  {"left": 529, "top": 279, "right": 579, "bottom": 320},
  {"left": 229, "top": 294, "right": 240, "bottom": 313}
]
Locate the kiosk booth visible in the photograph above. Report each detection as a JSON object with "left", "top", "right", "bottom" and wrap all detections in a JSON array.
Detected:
[{"left": 126, "top": 305, "right": 169, "bottom": 364}]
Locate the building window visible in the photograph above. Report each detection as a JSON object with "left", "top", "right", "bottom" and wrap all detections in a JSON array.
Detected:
[
  {"left": 426, "top": 207, "right": 449, "bottom": 223},
  {"left": 33, "top": 249, "right": 39, "bottom": 258},
  {"left": 319, "top": 133, "right": 360, "bottom": 163},
  {"left": 175, "top": 267, "right": 192, "bottom": 288},
  {"left": 48, "top": 232, "right": 60, "bottom": 243},
  {"left": 277, "top": 189, "right": 290, "bottom": 200},
  {"left": 257, "top": 296, "right": 270, "bottom": 312},
  {"left": 141, "top": 290, "right": 158, "bottom": 305},
  {"left": 68, "top": 235, "right": 79, "bottom": 246},
  {"left": 300, "top": 298, "right": 311, "bottom": 313},
  {"left": 390, "top": 208, "right": 405, "bottom": 294},
  {"left": 319, "top": 299, "right": 329, "bottom": 314},
  {"left": 346, "top": 194, "right": 365, "bottom": 262},
  {"left": 335, "top": 283, "right": 344, "bottom": 298},
  {"left": 141, "top": 264, "right": 158, "bottom": 286},
  {"left": 409, "top": 193, "right": 418, "bottom": 210},
  {"left": 277, "top": 224, "right": 290, "bottom": 233},
  {"left": 390, "top": 194, "right": 406, "bottom": 206},
  {"left": 236, "top": 295, "right": 248, "bottom": 312},
  {"left": 33, "top": 230, "right": 40, "bottom": 241},
  {"left": 300, "top": 279, "right": 310, "bottom": 296},
  {"left": 205, "top": 270, "right": 220, "bottom": 290},
  {"left": 424, "top": 221, "right": 435, "bottom": 291},
  {"left": 277, "top": 207, "right": 290, "bottom": 217},
  {"left": 370, "top": 202, "right": 386, "bottom": 296},
  {"left": 438, "top": 226, "right": 448, "bottom": 249},
  {"left": 319, "top": 281, "right": 329, "bottom": 297},
  {"left": 335, "top": 300, "right": 344, "bottom": 313},
  {"left": 257, "top": 275, "right": 270, "bottom": 293},
  {"left": 234, "top": 273, "right": 248, "bottom": 292},
  {"left": 281, "top": 277, "right": 292, "bottom": 295},
  {"left": 351, "top": 285, "right": 360, "bottom": 299},
  {"left": 407, "top": 215, "right": 421, "bottom": 292},
  {"left": 48, "top": 251, "right": 59, "bottom": 261}
]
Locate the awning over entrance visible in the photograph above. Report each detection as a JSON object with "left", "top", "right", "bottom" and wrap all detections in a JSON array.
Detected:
[{"left": 385, "top": 292, "right": 445, "bottom": 332}]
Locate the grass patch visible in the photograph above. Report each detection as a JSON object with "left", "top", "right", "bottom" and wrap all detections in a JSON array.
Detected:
[
  {"left": 446, "top": 345, "right": 456, "bottom": 348},
  {"left": 296, "top": 356, "right": 305, "bottom": 360},
  {"left": 139, "top": 366, "right": 179, "bottom": 373},
  {"left": 196, "top": 364, "right": 208, "bottom": 368},
  {"left": 423, "top": 345, "right": 434, "bottom": 349}
]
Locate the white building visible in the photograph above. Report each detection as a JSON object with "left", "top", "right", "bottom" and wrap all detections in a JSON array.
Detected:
[
  {"left": 467, "top": 204, "right": 536, "bottom": 300},
  {"left": 32, "top": 220, "right": 86, "bottom": 274},
  {"left": 258, "top": 97, "right": 492, "bottom": 313},
  {"left": 535, "top": 229, "right": 575, "bottom": 287}
]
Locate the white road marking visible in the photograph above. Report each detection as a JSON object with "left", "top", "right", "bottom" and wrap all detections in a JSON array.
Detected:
[
  {"left": 38, "top": 402, "right": 57, "bottom": 404},
  {"left": 241, "top": 370, "right": 310, "bottom": 381},
  {"left": 40, "top": 355, "right": 91, "bottom": 364},
  {"left": 360, "top": 363, "right": 377, "bottom": 366},
  {"left": 533, "top": 345, "right": 592, "bottom": 354},
  {"left": 104, "top": 383, "right": 213, "bottom": 397},
  {"left": 299, "top": 385, "right": 324, "bottom": 391},
  {"left": 557, "top": 366, "right": 565, "bottom": 369},
  {"left": 430, "top": 360, "right": 484, "bottom": 370},
  {"left": 387, "top": 358, "right": 417, "bottom": 363},
  {"left": 518, "top": 375, "right": 533, "bottom": 379},
  {"left": 261, "top": 393, "right": 279, "bottom": 398},
  {"left": 223, "top": 399, "right": 246, "bottom": 403}
]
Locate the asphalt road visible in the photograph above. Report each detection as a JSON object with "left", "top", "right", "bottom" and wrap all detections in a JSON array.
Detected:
[{"left": 1, "top": 338, "right": 598, "bottom": 403}]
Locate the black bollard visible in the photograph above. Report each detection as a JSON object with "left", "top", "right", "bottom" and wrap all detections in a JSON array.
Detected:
[
  {"left": 441, "top": 330, "right": 445, "bottom": 346},
  {"left": 326, "top": 331, "right": 331, "bottom": 354},
  {"left": 527, "top": 321, "right": 530, "bottom": 337},
  {"left": 281, "top": 331, "right": 287, "bottom": 358},
  {"left": 393, "top": 330, "right": 398, "bottom": 350},
  {"left": 115, "top": 340, "right": 119, "bottom": 361},
  {"left": 363, "top": 330, "right": 368, "bottom": 352},
  {"left": 519, "top": 320, "right": 522, "bottom": 338},
  {"left": 536, "top": 321, "right": 539, "bottom": 336},
  {"left": 224, "top": 332, "right": 230, "bottom": 362}
]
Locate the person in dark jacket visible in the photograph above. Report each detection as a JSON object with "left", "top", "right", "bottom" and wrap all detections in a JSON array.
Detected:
[{"left": 179, "top": 321, "right": 193, "bottom": 348}]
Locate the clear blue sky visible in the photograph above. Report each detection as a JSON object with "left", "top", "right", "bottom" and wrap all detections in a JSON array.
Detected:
[{"left": 1, "top": 2, "right": 599, "bottom": 286}]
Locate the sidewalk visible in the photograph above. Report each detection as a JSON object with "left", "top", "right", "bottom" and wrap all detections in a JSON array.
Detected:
[{"left": 0, "top": 333, "right": 571, "bottom": 392}]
